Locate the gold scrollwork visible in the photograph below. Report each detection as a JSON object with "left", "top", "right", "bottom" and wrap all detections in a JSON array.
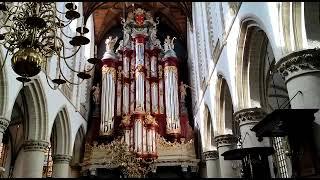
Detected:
[
  {"left": 136, "top": 64, "right": 144, "bottom": 72},
  {"left": 102, "top": 66, "right": 116, "bottom": 80},
  {"left": 145, "top": 113, "right": 158, "bottom": 126},
  {"left": 82, "top": 138, "right": 148, "bottom": 178},
  {"left": 164, "top": 66, "right": 177, "bottom": 73},
  {"left": 121, "top": 114, "right": 131, "bottom": 127}
]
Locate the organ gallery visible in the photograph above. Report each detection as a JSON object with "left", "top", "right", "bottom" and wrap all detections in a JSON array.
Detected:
[{"left": 81, "top": 8, "right": 199, "bottom": 177}]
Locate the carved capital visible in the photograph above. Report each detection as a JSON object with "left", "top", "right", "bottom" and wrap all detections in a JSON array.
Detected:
[
  {"left": 52, "top": 154, "right": 72, "bottom": 164},
  {"left": 234, "top": 108, "right": 266, "bottom": 126},
  {"left": 276, "top": 48, "right": 320, "bottom": 81},
  {"left": 0, "top": 117, "right": 9, "bottom": 133},
  {"left": 214, "top": 134, "right": 237, "bottom": 148},
  {"left": 23, "top": 140, "right": 49, "bottom": 152},
  {"left": 202, "top": 150, "right": 219, "bottom": 160}
]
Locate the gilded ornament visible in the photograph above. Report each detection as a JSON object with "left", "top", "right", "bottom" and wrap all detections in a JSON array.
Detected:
[
  {"left": 82, "top": 138, "right": 149, "bottom": 177},
  {"left": 121, "top": 114, "right": 131, "bottom": 127},
  {"left": 145, "top": 113, "right": 158, "bottom": 126}
]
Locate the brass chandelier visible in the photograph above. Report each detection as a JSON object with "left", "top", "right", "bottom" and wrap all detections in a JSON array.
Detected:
[{"left": 0, "top": 2, "right": 100, "bottom": 89}]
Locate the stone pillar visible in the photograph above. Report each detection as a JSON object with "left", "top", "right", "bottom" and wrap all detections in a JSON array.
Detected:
[
  {"left": 0, "top": 117, "right": 9, "bottom": 143},
  {"left": 234, "top": 108, "right": 269, "bottom": 148},
  {"left": 277, "top": 49, "right": 320, "bottom": 151},
  {"left": 215, "top": 134, "right": 239, "bottom": 178},
  {"left": 203, "top": 150, "right": 220, "bottom": 177},
  {"left": 21, "top": 140, "right": 49, "bottom": 178},
  {"left": 52, "top": 154, "right": 72, "bottom": 178},
  {"left": 277, "top": 49, "right": 320, "bottom": 110}
]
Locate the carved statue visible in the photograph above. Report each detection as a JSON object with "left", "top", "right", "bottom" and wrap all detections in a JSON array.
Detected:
[
  {"left": 154, "top": 39, "right": 162, "bottom": 49},
  {"left": 126, "top": 12, "right": 134, "bottom": 22},
  {"left": 92, "top": 83, "right": 101, "bottom": 104},
  {"left": 150, "top": 27, "right": 157, "bottom": 44},
  {"left": 116, "top": 40, "right": 123, "bottom": 54},
  {"left": 164, "top": 35, "right": 176, "bottom": 52},
  {"left": 105, "top": 36, "right": 118, "bottom": 53},
  {"left": 180, "top": 82, "right": 191, "bottom": 101},
  {"left": 123, "top": 27, "right": 131, "bottom": 47}
]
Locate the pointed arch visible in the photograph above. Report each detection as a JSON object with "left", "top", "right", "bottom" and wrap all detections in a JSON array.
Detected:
[
  {"left": 49, "top": 106, "right": 72, "bottom": 155},
  {"left": 203, "top": 104, "right": 215, "bottom": 151},
  {"left": 215, "top": 74, "right": 237, "bottom": 136},
  {"left": 0, "top": 49, "right": 8, "bottom": 116},
  {"left": 18, "top": 78, "right": 48, "bottom": 141},
  {"left": 235, "top": 19, "right": 290, "bottom": 112},
  {"left": 71, "top": 125, "right": 85, "bottom": 165}
]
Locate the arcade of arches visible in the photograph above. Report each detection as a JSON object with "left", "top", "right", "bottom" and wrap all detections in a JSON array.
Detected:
[{"left": 0, "top": 2, "right": 320, "bottom": 178}]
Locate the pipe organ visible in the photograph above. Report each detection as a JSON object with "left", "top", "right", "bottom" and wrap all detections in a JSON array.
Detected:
[{"left": 97, "top": 8, "right": 191, "bottom": 160}]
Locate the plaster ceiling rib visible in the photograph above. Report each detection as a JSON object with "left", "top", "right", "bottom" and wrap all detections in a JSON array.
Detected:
[
  {"left": 178, "top": 2, "right": 192, "bottom": 24},
  {"left": 96, "top": 11, "right": 119, "bottom": 45},
  {"left": 84, "top": 2, "right": 108, "bottom": 24}
]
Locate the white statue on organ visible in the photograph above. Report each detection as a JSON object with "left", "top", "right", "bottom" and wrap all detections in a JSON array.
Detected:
[
  {"left": 164, "top": 35, "right": 176, "bottom": 52},
  {"left": 105, "top": 36, "right": 118, "bottom": 53}
]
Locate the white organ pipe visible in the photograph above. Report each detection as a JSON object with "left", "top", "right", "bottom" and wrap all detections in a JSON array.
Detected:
[
  {"left": 143, "top": 127, "right": 146, "bottom": 153},
  {"left": 101, "top": 72, "right": 106, "bottom": 132},
  {"left": 134, "top": 121, "right": 138, "bottom": 152},
  {"left": 151, "top": 56, "right": 157, "bottom": 77},
  {"left": 123, "top": 84, "right": 129, "bottom": 114},
  {"left": 152, "top": 131, "right": 156, "bottom": 153},
  {"left": 123, "top": 56, "right": 129, "bottom": 77},
  {"left": 164, "top": 66, "right": 180, "bottom": 133},
  {"left": 159, "top": 79, "right": 164, "bottom": 114},
  {"left": 130, "top": 83, "right": 134, "bottom": 112},
  {"left": 101, "top": 66, "right": 116, "bottom": 135},
  {"left": 146, "top": 81, "right": 150, "bottom": 112},
  {"left": 117, "top": 79, "right": 122, "bottom": 116},
  {"left": 151, "top": 83, "right": 158, "bottom": 113}
]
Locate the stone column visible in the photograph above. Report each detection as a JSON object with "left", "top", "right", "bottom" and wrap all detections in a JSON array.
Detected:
[
  {"left": 215, "top": 134, "right": 239, "bottom": 178},
  {"left": 0, "top": 117, "right": 9, "bottom": 143},
  {"left": 234, "top": 108, "right": 269, "bottom": 148},
  {"left": 52, "top": 154, "right": 72, "bottom": 178},
  {"left": 277, "top": 49, "right": 320, "bottom": 150},
  {"left": 21, "top": 140, "right": 49, "bottom": 178},
  {"left": 277, "top": 49, "right": 320, "bottom": 110},
  {"left": 203, "top": 150, "right": 220, "bottom": 177}
]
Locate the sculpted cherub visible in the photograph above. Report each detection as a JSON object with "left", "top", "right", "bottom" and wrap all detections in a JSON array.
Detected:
[
  {"left": 91, "top": 83, "right": 101, "bottom": 104},
  {"left": 164, "top": 35, "right": 176, "bottom": 52},
  {"left": 105, "top": 36, "right": 118, "bottom": 53}
]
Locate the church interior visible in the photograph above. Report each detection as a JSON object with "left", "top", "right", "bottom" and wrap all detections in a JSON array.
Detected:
[{"left": 0, "top": 2, "right": 320, "bottom": 178}]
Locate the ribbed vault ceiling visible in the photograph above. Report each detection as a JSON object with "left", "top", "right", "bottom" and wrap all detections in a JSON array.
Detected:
[{"left": 83, "top": 2, "right": 192, "bottom": 45}]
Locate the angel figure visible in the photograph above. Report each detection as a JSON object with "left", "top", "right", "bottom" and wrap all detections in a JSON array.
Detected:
[
  {"left": 164, "top": 35, "right": 176, "bottom": 52},
  {"left": 105, "top": 36, "right": 118, "bottom": 53},
  {"left": 91, "top": 83, "right": 101, "bottom": 104},
  {"left": 179, "top": 82, "right": 191, "bottom": 101}
]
